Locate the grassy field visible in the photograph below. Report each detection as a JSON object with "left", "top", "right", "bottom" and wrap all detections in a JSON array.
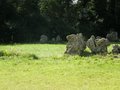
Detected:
[{"left": 0, "top": 44, "right": 120, "bottom": 90}]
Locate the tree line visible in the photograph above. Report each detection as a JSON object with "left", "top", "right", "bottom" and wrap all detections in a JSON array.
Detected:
[{"left": 0, "top": 0, "right": 120, "bottom": 43}]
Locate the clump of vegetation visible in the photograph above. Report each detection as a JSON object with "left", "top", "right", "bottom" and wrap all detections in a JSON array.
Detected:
[
  {"left": 0, "top": 50, "right": 39, "bottom": 60},
  {"left": 0, "top": 50, "right": 19, "bottom": 57}
]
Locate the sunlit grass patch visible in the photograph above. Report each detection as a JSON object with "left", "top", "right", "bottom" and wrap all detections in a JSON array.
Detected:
[{"left": 0, "top": 43, "right": 120, "bottom": 90}]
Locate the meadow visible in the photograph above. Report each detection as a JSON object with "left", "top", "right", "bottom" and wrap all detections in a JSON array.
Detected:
[{"left": 0, "top": 43, "right": 120, "bottom": 90}]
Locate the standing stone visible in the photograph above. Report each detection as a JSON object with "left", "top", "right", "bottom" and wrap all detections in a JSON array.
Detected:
[
  {"left": 95, "top": 38, "right": 109, "bottom": 53},
  {"left": 106, "top": 31, "right": 118, "bottom": 41},
  {"left": 112, "top": 45, "right": 120, "bottom": 54},
  {"left": 40, "top": 35, "right": 48, "bottom": 43},
  {"left": 52, "top": 38, "right": 55, "bottom": 42},
  {"left": 65, "top": 33, "right": 86, "bottom": 55},
  {"left": 87, "top": 35, "right": 110, "bottom": 54},
  {"left": 86, "top": 35, "right": 96, "bottom": 53},
  {"left": 56, "top": 35, "right": 62, "bottom": 42}
]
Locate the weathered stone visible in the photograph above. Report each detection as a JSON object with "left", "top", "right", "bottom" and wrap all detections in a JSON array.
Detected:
[
  {"left": 106, "top": 31, "right": 118, "bottom": 41},
  {"left": 51, "top": 38, "right": 55, "bottom": 42},
  {"left": 112, "top": 45, "right": 120, "bottom": 54},
  {"left": 65, "top": 33, "right": 86, "bottom": 55},
  {"left": 87, "top": 35, "right": 110, "bottom": 54},
  {"left": 95, "top": 38, "right": 109, "bottom": 53},
  {"left": 95, "top": 38, "right": 109, "bottom": 46},
  {"left": 86, "top": 35, "right": 96, "bottom": 53},
  {"left": 96, "top": 36, "right": 102, "bottom": 39},
  {"left": 56, "top": 35, "right": 62, "bottom": 42},
  {"left": 40, "top": 35, "right": 48, "bottom": 43}
]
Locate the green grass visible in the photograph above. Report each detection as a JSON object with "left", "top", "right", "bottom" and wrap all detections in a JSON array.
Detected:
[{"left": 0, "top": 44, "right": 120, "bottom": 90}]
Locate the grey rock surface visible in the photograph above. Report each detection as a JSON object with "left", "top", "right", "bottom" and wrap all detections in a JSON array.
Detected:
[
  {"left": 106, "top": 31, "right": 118, "bottom": 41},
  {"left": 65, "top": 33, "right": 86, "bottom": 55},
  {"left": 56, "top": 35, "right": 62, "bottom": 42},
  {"left": 112, "top": 45, "right": 120, "bottom": 54},
  {"left": 40, "top": 35, "right": 48, "bottom": 43},
  {"left": 87, "top": 35, "right": 110, "bottom": 54}
]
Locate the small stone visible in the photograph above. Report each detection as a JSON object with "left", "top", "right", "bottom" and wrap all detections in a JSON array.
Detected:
[
  {"left": 106, "top": 31, "right": 118, "bottom": 41},
  {"left": 112, "top": 45, "right": 120, "bottom": 54},
  {"left": 40, "top": 35, "right": 48, "bottom": 43},
  {"left": 96, "top": 36, "right": 102, "bottom": 39},
  {"left": 56, "top": 35, "right": 62, "bottom": 42},
  {"left": 52, "top": 38, "right": 55, "bottom": 42}
]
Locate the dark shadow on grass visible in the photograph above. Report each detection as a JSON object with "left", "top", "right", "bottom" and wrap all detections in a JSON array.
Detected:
[
  {"left": 64, "top": 51, "right": 93, "bottom": 57},
  {"left": 80, "top": 51, "right": 93, "bottom": 57}
]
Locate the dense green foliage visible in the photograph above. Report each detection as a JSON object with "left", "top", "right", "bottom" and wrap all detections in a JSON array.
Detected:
[
  {"left": 0, "top": 44, "right": 120, "bottom": 90},
  {"left": 0, "top": 0, "right": 120, "bottom": 43}
]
